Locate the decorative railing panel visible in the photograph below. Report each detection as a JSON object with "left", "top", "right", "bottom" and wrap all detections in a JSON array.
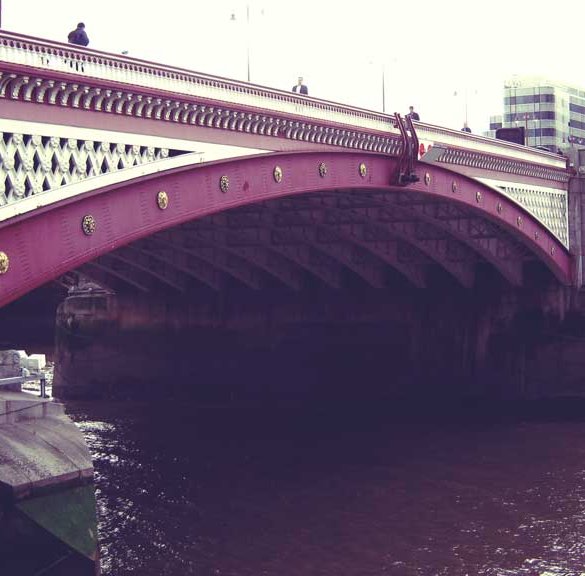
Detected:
[
  {"left": 477, "top": 179, "right": 569, "bottom": 247},
  {"left": 0, "top": 131, "right": 171, "bottom": 204}
]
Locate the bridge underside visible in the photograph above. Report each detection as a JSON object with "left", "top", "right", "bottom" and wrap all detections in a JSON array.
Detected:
[
  {"left": 0, "top": 151, "right": 571, "bottom": 309},
  {"left": 73, "top": 188, "right": 559, "bottom": 296}
]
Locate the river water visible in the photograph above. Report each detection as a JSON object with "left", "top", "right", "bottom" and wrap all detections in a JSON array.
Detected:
[{"left": 64, "top": 399, "right": 585, "bottom": 576}]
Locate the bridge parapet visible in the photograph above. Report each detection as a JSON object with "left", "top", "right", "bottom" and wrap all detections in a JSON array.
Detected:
[
  {"left": 0, "top": 31, "right": 396, "bottom": 132},
  {"left": 0, "top": 30, "right": 573, "bottom": 174}
]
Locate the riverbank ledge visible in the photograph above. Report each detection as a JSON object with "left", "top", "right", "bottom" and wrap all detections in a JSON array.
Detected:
[{"left": 0, "top": 349, "right": 99, "bottom": 575}]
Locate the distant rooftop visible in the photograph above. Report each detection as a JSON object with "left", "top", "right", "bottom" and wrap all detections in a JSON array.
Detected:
[{"left": 504, "top": 75, "right": 585, "bottom": 99}]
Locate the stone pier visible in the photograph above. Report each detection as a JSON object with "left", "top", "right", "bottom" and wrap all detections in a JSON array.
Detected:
[{"left": 51, "top": 267, "right": 585, "bottom": 402}]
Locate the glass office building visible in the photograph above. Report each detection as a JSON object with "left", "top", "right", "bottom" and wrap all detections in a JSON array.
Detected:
[{"left": 486, "top": 76, "right": 585, "bottom": 151}]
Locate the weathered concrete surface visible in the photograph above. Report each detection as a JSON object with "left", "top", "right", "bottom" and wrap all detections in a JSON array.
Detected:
[
  {"left": 0, "top": 346, "right": 95, "bottom": 575},
  {"left": 0, "top": 389, "right": 99, "bottom": 575},
  {"left": 0, "top": 391, "right": 93, "bottom": 500}
]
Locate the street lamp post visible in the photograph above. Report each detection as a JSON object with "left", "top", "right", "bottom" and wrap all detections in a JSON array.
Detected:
[
  {"left": 245, "top": 4, "right": 250, "bottom": 82},
  {"left": 381, "top": 64, "right": 386, "bottom": 114},
  {"left": 231, "top": 4, "right": 251, "bottom": 82},
  {"left": 369, "top": 60, "right": 387, "bottom": 113},
  {"left": 453, "top": 87, "right": 469, "bottom": 128}
]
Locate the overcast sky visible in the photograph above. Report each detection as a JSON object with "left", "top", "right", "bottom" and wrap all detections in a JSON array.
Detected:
[{"left": 3, "top": 0, "right": 585, "bottom": 133}]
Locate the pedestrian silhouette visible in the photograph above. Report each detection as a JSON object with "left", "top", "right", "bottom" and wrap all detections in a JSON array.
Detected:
[
  {"left": 292, "top": 76, "right": 308, "bottom": 95},
  {"left": 67, "top": 22, "right": 89, "bottom": 47},
  {"left": 461, "top": 122, "right": 472, "bottom": 133},
  {"left": 407, "top": 106, "right": 420, "bottom": 121}
]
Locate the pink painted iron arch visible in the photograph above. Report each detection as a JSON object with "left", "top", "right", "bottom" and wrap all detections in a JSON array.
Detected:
[{"left": 0, "top": 151, "right": 572, "bottom": 308}]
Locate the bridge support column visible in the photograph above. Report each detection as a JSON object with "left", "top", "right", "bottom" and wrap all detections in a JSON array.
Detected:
[
  {"left": 471, "top": 279, "right": 585, "bottom": 398},
  {"left": 53, "top": 288, "right": 120, "bottom": 399},
  {"left": 568, "top": 156, "right": 585, "bottom": 289}
]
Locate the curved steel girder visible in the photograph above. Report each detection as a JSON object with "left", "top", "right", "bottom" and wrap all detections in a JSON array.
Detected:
[
  {"left": 52, "top": 271, "right": 80, "bottom": 291},
  {"left": 145, "top": 233, "right": 263, "bottom": 290},
  {"left": 171, "top": 225, "right": 304, "bottom": 290},
  {"left": 280, "top": 221, "right": 423, "bottom": 287},
  {"left": 63, "top": 268, "right": 119, "bottom": 294},
  {"left": 111, "top": 247, "right": 188, "bottom": 293},
  {"left": 333, "top": 202, "right": 477, "bottom": 288},
  {"left": 266, "top": 221, "right": 390, "bottom": 288},
  {"left": 121, "top": 241, "right": 225, "bottom": 291},
  {"left": 395, "top": 166, "right": 569, "bottom": 283},
  {"left": 0, "top": 151, "right": 571, "bottom": 308},
  {"left": 100, "top": 249, "right": 187, "bottom": 293},
  {"left": 81, "top": 260, "right": 151, "bottom": 293},
  {"left": 365, "top": 191, "right": 526, "bottom": 286},
  {"left": 267, "top": 196, "right": 475, "bottom": 287},
  {"left": 265, "top": 237, "right": 342, "bottom": 289},
  {"left": 72, "top": 265, "right": 125, "bottom": 294},
  {"left": 214, "top": 209, "right": 395, "bottom": 289},
  {"left": 187, "top": 222, "right": 342, "bottom": 289}
]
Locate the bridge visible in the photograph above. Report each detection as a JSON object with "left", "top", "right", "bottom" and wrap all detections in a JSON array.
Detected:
[{"left": 1, "top": 31, "right": 584, "bottom": 399}]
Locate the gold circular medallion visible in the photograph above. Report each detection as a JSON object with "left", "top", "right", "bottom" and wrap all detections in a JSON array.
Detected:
[
  {"left": 157, "top": 190, "right": 169, "bottom": 210},
  {"left": 534, "top": 231, "right": 540, "bottom": 241},
  {"left": 82, "top": 215, "right": 96, "bottom": 235},
  {"left": 219, "top": 175, "right": 229, "bottom": 193},
  {"left": 551, "top": 245, "right": 556, "bottom": 255},
  {"left": 359, "top": 163, "right": 367, "bottom": 178},
  {"left": 273, "top": 165, "right": 283, "bottom": 183},
  {"left": 318, "top": 162, "right": 328, "bottom": 177},
  {"left": 0, "top": 251, "right": 9, "bottom": 274},
  {"left": 451, "top": 181, "right": 458, "bottom": 193},
  {"left": 476, "top": 191, "right": 482, "bottom": 203},
  {"left": 516, "top": 216, "right": 523, "bottom": 228},
  {"left": 424, "top": 172, "right": 431, "bottom": 185},
  {"left": 497, "top": 202, "right": 502, "bottom": 213}
]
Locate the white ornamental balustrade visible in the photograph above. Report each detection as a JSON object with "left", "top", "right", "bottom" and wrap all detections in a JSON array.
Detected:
[
  {"left": 0, "top": 31, "right": 394, "bottom": 133},
  {"left": 0, "top": 32, "right": 569, "bottom": 171}
]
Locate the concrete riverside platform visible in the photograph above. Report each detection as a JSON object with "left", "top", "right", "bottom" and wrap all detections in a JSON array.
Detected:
[
  {"left": 0, "top": 391, "right": 93, "bottom": 500},
  {"left": 0, "top": 390, "right": 99, "bottom": 575}
]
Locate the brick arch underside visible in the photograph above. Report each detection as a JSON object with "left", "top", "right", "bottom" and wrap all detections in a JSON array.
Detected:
[{"left": 0, "top": 151, "right": 571, "bottom": 308}]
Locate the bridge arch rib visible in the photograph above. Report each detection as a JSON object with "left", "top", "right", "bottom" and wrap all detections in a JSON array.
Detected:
[{"left": 0, "top": 151, "right": 571, "bottom": 308}]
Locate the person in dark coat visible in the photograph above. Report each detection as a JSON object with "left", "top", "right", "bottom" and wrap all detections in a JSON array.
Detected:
[
  {"left": 67, "top": 23, "right": 89, "bottom": 47},
  {"left": 292, "top": 76, "right": 308, "bottom": 95},
  {"left": 407, "top": 105, "right": 420, "bottom": 121}
]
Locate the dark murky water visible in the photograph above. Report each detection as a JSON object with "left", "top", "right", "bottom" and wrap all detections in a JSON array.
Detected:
[{"left": 65, "top": 400, "right": 585, "bottom": 576}]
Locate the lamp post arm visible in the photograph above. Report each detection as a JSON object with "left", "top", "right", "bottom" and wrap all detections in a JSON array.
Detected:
[{"left": 382, "top": 65, "right": 385, "bottom": 114}]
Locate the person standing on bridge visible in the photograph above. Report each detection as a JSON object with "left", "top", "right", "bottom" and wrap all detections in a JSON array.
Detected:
[
  {"left": 292, "top": 76, "right": 308, "bottom": 95},
  {"left": 407, "top": 106, "right": 420, "bottom": 121},
  {"left": 67, "top": 22, "right": 89, "bottom": 47}
]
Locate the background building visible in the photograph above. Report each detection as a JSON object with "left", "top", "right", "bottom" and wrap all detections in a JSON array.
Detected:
[{"left": 486, "top": 76, "right": 585, "bottom": 152}]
